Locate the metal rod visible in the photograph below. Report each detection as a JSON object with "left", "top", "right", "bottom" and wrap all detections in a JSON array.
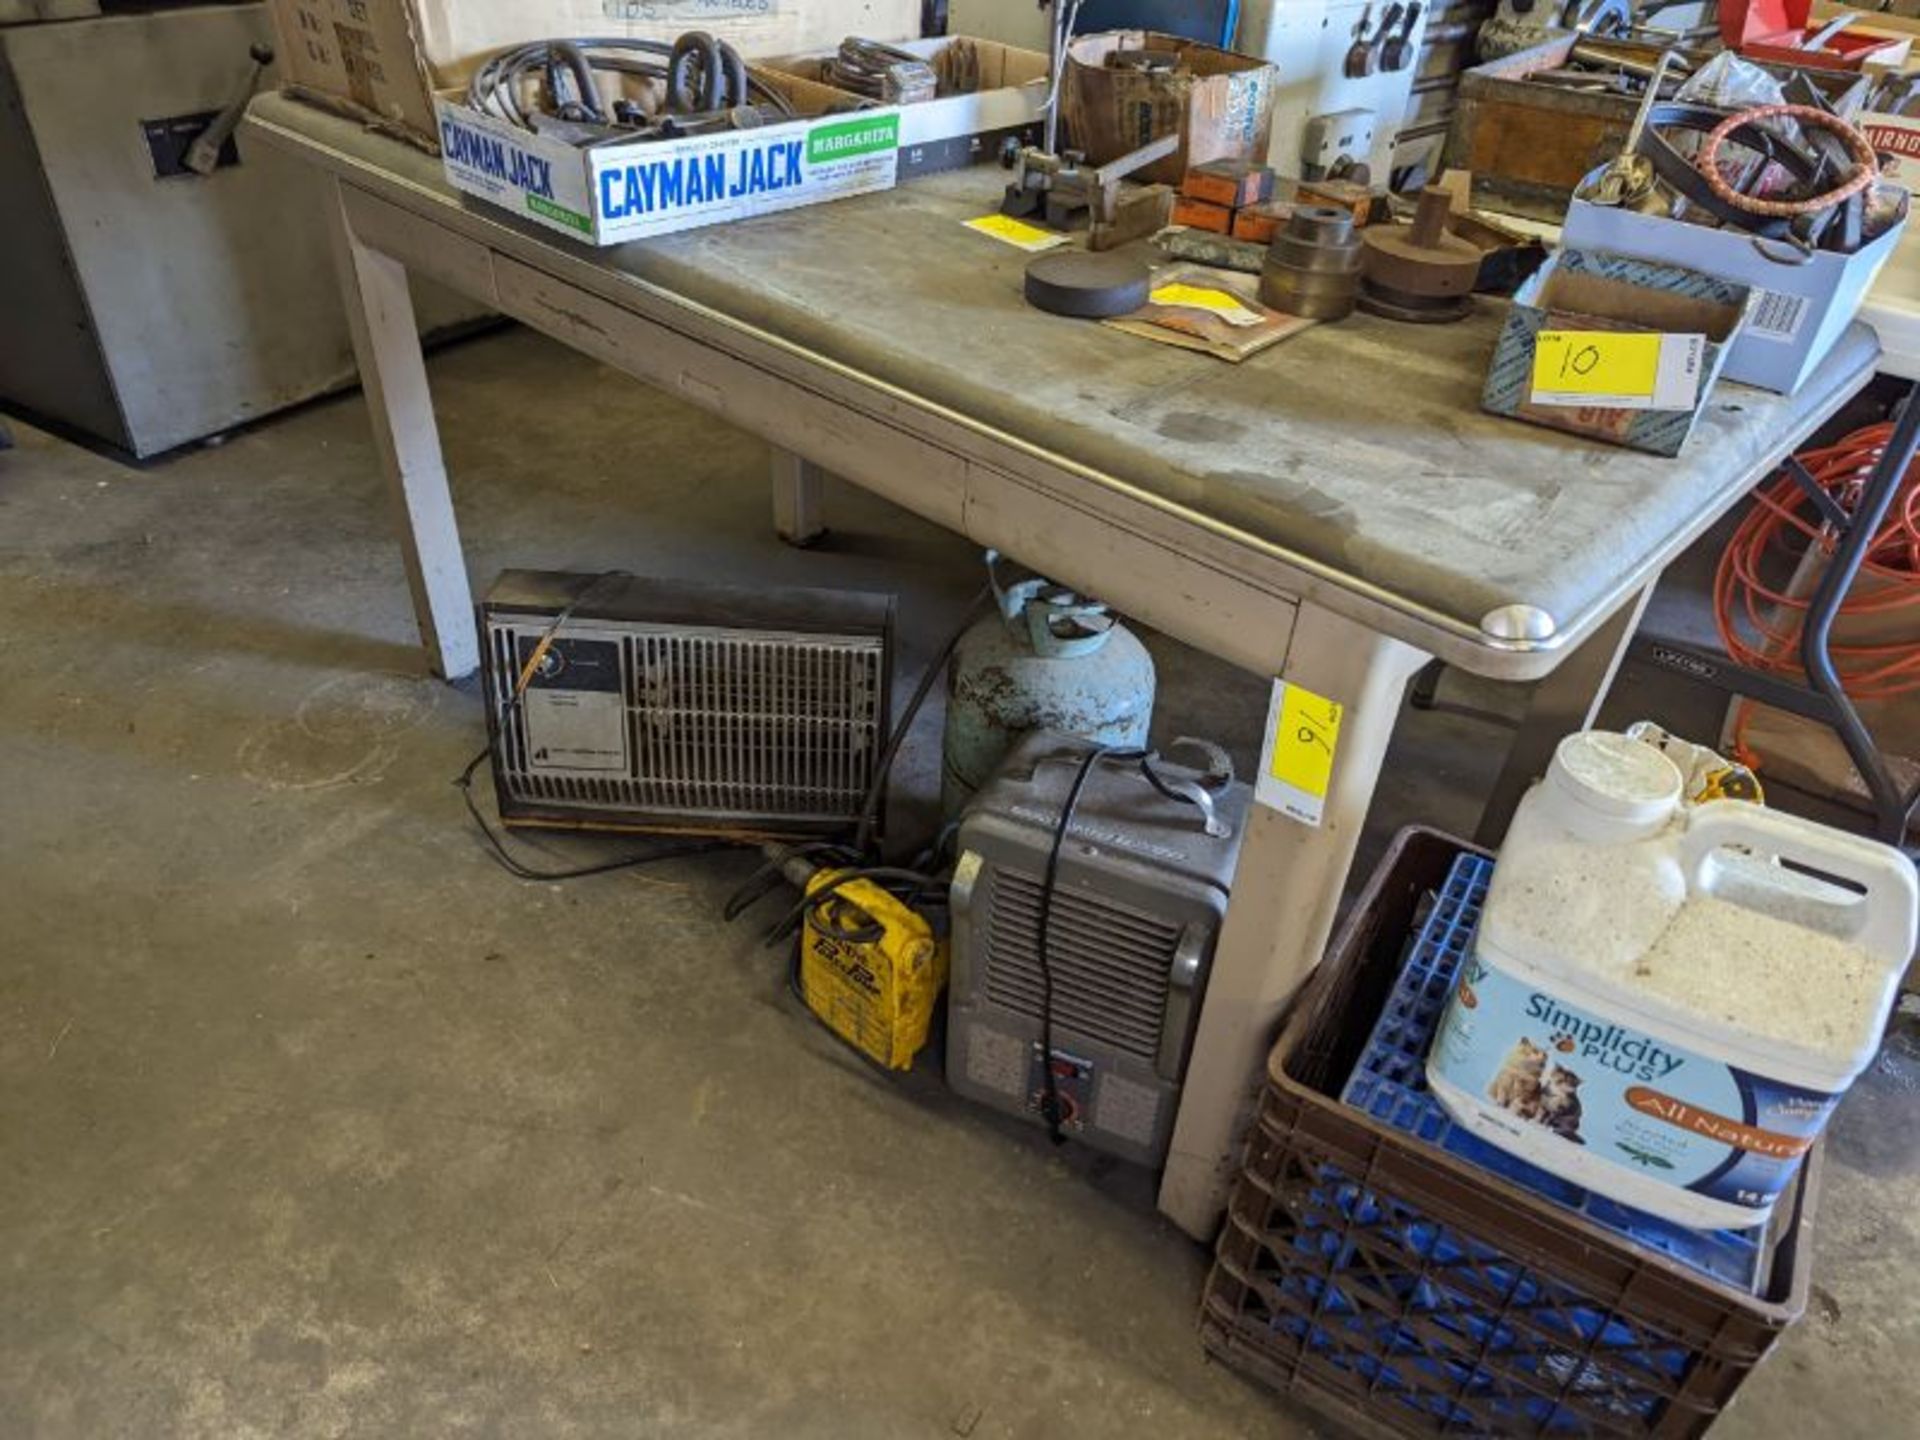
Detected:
[
  {"left": 1784, "top": 455, "right": 1853, "bottom": 532},
  {"left": 1799, "top": 384, "right": 1920, "bottom": 844}
]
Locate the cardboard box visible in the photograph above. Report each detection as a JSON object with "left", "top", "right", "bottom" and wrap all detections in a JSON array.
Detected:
[
  {"left": 1231, "top": 200, "right": 1294, "bottom": 243},
  {"left": 435, "top": 71, "right": 899, "bottom": 246},
  {"left": 763, "top": 36, "right": 1049, "bottom": 179},
  {"left": 1184, "top": 159, "right": 1274, "bottom": 209},
  {"left": 1171, "top": 195, "right": 1234, "bottom": 232},
  {"left": 1295, "top": 178, "right": 1374, "bottom": 225},
  {"left": 1062, "top": 31, "right": 1277, "bottom": 186},
  {"left": 1481, "top": 249, "right": 1752, "bottom": 456},
  {"left": 1722, "top": 0, "right": 1912, "bottom": 70},
  {"left": 1563, "top": 195, "right": 1906, "bottom": 395},
  {"left": 266, "top": 0, "right": 920, "bottom": 150},
  {"left": 1812, "top": 0, "right": 1920, "bottom": 41}
]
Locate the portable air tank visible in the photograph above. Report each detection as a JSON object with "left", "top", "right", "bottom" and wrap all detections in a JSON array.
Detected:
[{"left": 941, "top": 551, "right": 1155, "bottom": 816}]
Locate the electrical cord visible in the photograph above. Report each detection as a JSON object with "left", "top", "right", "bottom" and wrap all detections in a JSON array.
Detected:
[
  {"left": 1715, "top": 421, "right": 1920, "bottom": 702},
  {"left": 1034, "top": 745, "right": 1148, "bottom": 1143},
  {"left": 1714, "top": 421, "right": 1920, "bottom": 765},
  {"left": 852, "top": 585, "right": 994, "bottom": 858}
]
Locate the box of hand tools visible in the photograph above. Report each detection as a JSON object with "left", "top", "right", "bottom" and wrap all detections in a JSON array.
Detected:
[
  {"left": 1482, "top": 248, "right": 1753, "bottom": 456},
  {"left": 267, "top": 0, "right": 921, "bottom": 151},
  {"left": 1563, "top": 194, "right": 1906, "bottom": 394},
  {"left": 434, "top": 65, "right": 900, "bottom": 245},
  {"left": 763, "top": 36, "right": 1051, "bottom": 180}
]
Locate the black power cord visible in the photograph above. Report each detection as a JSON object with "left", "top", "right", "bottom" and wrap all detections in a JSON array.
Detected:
[
  {"left": 852, "top": 584, "right": 993, "bottom": 858},
  {"left": 1034, "top": 745, "right": 1148, "bottom": 1143}
]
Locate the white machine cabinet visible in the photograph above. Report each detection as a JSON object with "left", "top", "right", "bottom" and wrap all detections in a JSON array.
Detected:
[{"left": 0, "top": 2, "right": 485, "bottom": 457}]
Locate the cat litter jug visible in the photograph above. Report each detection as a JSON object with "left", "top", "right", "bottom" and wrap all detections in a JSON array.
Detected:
[{"left": 1428, "top": 728, "right": 1918, "bottom": 1230}]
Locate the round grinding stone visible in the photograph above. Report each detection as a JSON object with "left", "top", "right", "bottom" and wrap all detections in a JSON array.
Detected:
[{"left": 1023, "top": 250, "right": 1151, "bottom": 318}]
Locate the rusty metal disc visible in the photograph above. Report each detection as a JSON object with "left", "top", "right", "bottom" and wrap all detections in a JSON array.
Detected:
[
  {"left": 1357, "top": 279, "right": 1473, "bottom": 323},
  {"left": 1023, "top": 250, "right": 1151, "bottom": 318}
]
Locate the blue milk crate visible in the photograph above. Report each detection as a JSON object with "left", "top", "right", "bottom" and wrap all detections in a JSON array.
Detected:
[{"left": 1340, "top": 853, "right": 1769, "bottom": 1294}]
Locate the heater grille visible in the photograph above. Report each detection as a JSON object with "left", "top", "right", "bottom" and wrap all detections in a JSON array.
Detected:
[
  {"left": 982, "top": 867, "right": 1183, "bottom": 1061},
  {"left": 481, "top": 572, "right": 891, "bottom": 833},
  {"left": 629, "top": 630, "right": 883, "bottom": 816}
]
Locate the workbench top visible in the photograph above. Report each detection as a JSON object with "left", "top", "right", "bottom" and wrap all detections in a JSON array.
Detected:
[{"left": 249, "top": 94, "right": 1879, "bottom": 667}]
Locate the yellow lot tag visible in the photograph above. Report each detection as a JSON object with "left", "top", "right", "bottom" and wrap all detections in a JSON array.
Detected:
[
  {"left": 1529, "top": 330, "right": 1705, "bottom": 410},
  {"left": 1149, "top": 282, "right": 1263, "bottom": 327},
  {"left": 1256, "top": 680, "right": 1343, "bottom": 826},
  {"left": 963, "top": 213, "right": 1071, "bottom": 251}
]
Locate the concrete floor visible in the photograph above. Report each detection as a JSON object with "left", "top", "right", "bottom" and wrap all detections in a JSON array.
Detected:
[{"left": 0, "top": 326, "right": 1914, "bottom": 1438}]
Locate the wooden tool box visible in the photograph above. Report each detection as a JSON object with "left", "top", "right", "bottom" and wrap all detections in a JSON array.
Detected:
[{"left": 1445, "top": 34, "right": 1867, "bottom": 222}]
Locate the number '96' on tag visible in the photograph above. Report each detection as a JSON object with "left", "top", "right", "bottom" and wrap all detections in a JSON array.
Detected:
[{"left": 1529, "top": 330, "right": 1706, "bottom": 411}]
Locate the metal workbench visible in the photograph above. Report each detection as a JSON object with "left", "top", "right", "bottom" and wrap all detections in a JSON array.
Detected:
[{"left": 244, "top": 91, "right": 1881, "bottom": 1240}]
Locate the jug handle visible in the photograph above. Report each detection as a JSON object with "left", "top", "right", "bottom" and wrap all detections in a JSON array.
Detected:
[{"left": 1680, "top": 802, "right": 1919, "bottom": 967}]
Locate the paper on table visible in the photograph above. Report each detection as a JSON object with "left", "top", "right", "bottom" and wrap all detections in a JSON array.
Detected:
[
  {"left": 1104, "top": 265, "right": 1314, "bottom": 361},
  {"left": 1529, "top": 331, "right": 1705, "bottom": 410},
  {"left": 963, "top": 214, "right": 1071, "bottom": 251},
  {"left": 1149, "top": 282, "right": 1265, "bottom": 327}
]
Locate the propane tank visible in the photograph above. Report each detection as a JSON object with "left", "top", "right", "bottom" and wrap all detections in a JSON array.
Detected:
[{"left": 941, "top": 551, "right": 1156, "bottom": 817}]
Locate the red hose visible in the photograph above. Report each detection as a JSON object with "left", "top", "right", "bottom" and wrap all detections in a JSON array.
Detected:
[
  {"left": 1714, "top": 422, "right": 1920, "bottom": 763},
  {"left": 1697, "top": 103, "right": 1879, "bottom": 218}
]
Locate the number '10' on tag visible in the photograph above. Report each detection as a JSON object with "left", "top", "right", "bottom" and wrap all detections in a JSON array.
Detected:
[{"left": 1529, "top": 330, "right": 1706, "bottom": 411}]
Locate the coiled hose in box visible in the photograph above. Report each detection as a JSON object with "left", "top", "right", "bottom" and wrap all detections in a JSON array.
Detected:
[{"left": 467, "top": 33, "right": 794, "bottom": 138}]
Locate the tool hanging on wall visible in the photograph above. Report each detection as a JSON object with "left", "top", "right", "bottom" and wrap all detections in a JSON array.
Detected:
[
  {"left": 1382, "top": 3, "right": 1423, "bottom": 72},
  {"left": 1358, "top": 185, "right": 1480, "bottom": 321},
  {"left": 1345, "top": 4, "right": 1392, "bottom": 79},
  {"left": 466, "top": 32, "right": 800, "bottom": 147}
]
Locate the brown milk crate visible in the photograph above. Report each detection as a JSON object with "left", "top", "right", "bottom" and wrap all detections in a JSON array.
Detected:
[{"left": 1199, "top": 826, "right": 1818, "bottom": 1439}]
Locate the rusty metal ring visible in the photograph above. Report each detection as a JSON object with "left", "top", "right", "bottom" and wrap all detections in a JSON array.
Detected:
[{"left": 1697, "top": 103, "right": 1878, "bottom": 218}]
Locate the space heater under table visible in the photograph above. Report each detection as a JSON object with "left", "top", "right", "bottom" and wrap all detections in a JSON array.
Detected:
[
  {"left": 479, "top": 570, "right": 894, "bottom": 837},
  {"left": 948, "top": 733, "right": 1250, "bottom": 1166}
]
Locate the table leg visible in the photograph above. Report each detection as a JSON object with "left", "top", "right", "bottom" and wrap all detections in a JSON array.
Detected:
[
  {"left": 770, "top": 449, "right": 827, "bottom": 547},
  {"left": 1474, "top": 586, "right": 1652, "bottom": 847},
  {"left": 1159, "top": 604, "right": 1427, "bottom": 1241},
  {"left": 325, "top": 176, "right": 476, "bottom": 680}
]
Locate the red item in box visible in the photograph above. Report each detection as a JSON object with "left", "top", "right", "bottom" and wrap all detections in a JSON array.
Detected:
[{"left": 1719, "top": 0, "right": 1910, "bottom": 71}]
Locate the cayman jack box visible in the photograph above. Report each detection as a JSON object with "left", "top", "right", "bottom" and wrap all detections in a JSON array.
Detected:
[{"left": 434, "top": 72, "right": 900, "bottom": 246}]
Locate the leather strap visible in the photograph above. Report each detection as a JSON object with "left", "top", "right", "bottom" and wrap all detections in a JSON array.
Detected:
[{"left": 1635, "top": 103, "right": 1826, "bottom": 240}]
